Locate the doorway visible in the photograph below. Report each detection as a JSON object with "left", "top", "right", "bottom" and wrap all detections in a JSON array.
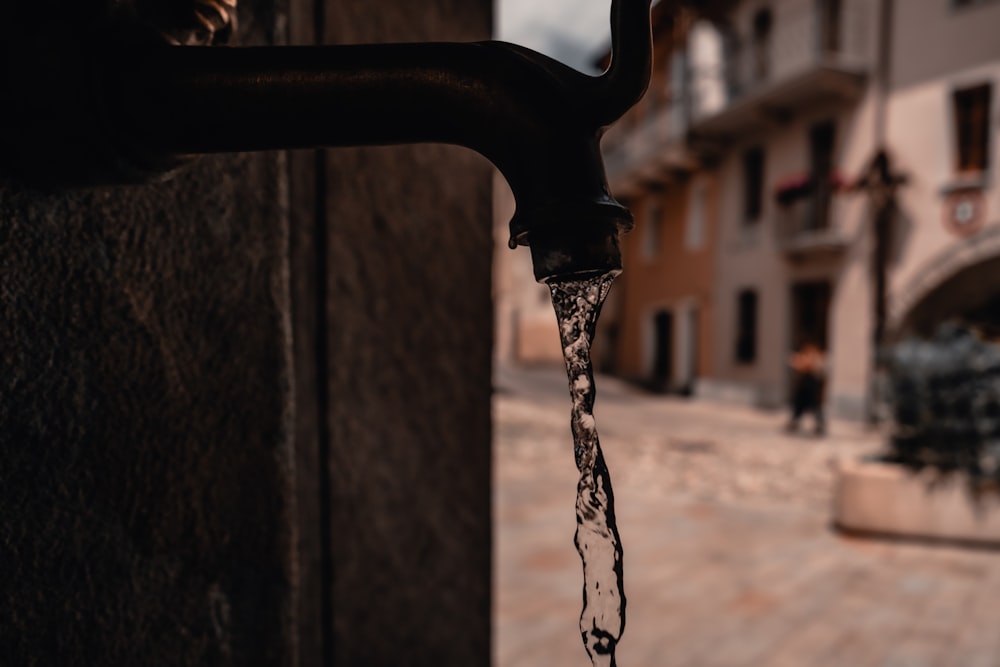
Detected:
[
  {"left": 791, "top": 281, "right": 832, "bottom": 350},
  {"left": 652, "top": 309, "right": 674, "bottom": 392},
  {"left": 680, "top": 306, "right": 700, "bottom": 395},
  {"left": 899, "top": 254, "right": 1000, "bottom": 339}
]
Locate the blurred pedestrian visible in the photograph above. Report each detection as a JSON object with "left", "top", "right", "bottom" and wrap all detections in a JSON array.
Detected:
[{"left": 787, "top": 340, "right": 826, "bottom": 436}]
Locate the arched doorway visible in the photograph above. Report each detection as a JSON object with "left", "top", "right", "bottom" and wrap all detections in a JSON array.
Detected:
[{"left": 896, "top": 254, "right": 1000, "bottom": 339}]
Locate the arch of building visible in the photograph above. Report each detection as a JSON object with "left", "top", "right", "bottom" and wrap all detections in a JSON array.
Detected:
[{"left": 890, "top": 224, "right": 1000, "bottom": 339}]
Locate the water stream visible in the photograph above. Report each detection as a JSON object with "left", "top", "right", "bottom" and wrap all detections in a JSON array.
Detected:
[{"left": 548, "top": 273, "right": 625, "bottom": 667}]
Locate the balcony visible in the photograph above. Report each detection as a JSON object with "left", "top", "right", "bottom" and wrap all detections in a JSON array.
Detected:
[
  {"left": 602, "top": 96, "right": 698, "bottom": 198},
  {"left": 688, "top": 1, "right": 872, "bottom": 139},
  {"left": 774, "top": 189, "right": 849, "bottom": 260}
]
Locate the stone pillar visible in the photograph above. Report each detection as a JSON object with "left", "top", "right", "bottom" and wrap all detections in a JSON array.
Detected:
[
  {"left": 0, "top": 0, "right": 494, "bottom": 664},
  {"left": 0, "top": 2, "right": 295, "bottom": 666},
  {"left": 290, "top": 1, "right": 494, "bottom": 665}
]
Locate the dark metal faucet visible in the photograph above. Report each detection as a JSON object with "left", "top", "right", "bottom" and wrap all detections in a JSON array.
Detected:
[{"left": 1, "top": 0, "right": 652, "bottom": 283}]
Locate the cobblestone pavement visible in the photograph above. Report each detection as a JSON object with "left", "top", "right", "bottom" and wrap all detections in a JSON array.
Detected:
[{"left": 493, "top": 365, "right": 1000, "bottom": 667}]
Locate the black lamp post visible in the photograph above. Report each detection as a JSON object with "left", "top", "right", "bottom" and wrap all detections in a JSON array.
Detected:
[{"left": 855, "top": 148, "right": 907, "bottom": 423}]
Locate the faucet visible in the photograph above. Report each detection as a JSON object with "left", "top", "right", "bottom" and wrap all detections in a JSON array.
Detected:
[{"left": 1, "top": 0, "right": 652, "bottom": 283}]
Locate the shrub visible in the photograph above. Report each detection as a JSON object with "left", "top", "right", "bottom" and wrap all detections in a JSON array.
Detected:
[{"left": 885, "top": 323, "right": 1000, "bottom": 486}]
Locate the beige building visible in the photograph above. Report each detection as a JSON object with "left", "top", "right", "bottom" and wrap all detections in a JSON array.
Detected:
[
  {"left": 688, "top": 0, "right": 1000, "bottom": 417},
  {"left": 496, "top": 0, "right": 1000, "bottom": 422},
  {"left": 634, "top": 0, "right": 1000, "bottom": 420},
  {"left": 684, "top": 0, "right": 880, "bottom": 416}
]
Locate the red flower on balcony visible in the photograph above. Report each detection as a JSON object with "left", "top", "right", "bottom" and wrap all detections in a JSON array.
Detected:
[
  {"left": 774, "top": 173, "right": 813, "bottom": 206},
  {"left": 775, "top": 171, "right": 852, "bottom": 205},
  {"left": 828, "top": 170, "right": 853, "bottom": 192}
]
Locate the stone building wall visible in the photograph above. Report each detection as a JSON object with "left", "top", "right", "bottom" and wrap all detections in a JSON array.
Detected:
[
  {"left": 0, "top": 0, "right": 494, "bottom": 665},
  {"left": 315, "top": 2, "right": 494, "bottom": 663},
  {"left": 0, "top": 2, "right": 295, "bottom": 664}
]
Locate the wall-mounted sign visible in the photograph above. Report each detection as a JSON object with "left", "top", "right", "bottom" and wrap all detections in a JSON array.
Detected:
[{"left": 942, "top": 188, "right": 986, "bottom": 238}]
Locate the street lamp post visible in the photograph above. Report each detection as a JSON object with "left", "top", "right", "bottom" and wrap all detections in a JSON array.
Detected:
[{"left": 856, "top": 148, "right": 907, "bottom": 424}]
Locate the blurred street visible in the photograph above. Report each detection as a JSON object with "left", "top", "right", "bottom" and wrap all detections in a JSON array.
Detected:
[{"left": 493, "top": 365, "right": 1000, "bottom": 667}]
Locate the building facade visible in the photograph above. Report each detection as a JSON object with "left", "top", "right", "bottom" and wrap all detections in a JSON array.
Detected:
[
  {"left": 688, "top": 0, "right": 879, "bottom": 416},
  {"left": 603, "top": 0, "right": 1000, "bottom": 419},
  {"left": 600, "top": 6, "right": 721, "bottom": 391}
]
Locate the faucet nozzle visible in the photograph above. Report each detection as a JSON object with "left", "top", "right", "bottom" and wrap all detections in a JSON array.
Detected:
[
  {"left": 511, "top": 202, "right": 633, "bottom": 284},
  {"left": 502, "top": 0, "right": 652, "bottom": 283}
]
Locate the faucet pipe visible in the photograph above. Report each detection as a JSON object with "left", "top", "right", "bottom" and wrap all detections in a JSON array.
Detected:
[{"left": 4, "top": 0, "right": 654, "bottom": 282}]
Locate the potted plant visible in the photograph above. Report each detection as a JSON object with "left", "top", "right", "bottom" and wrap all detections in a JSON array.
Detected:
[
  {"left": 834, "top": 323, "right": 1000, "bottom": 543},
  {"left": 884, "top": 323, "right": 1000, "bottom": 485}
]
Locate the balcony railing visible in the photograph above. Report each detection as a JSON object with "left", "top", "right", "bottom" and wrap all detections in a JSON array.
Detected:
[
  {"left": 602, "top": 94, "right": 696, "bottom": 196},
  {"left": 603, "top": 1, "right": 873, "bottom": 193},
  {"left": 739, "top": 2, "right": 868, "bottom": 94},
  {"left": 774, "top": 189, "right": 849, "bottom": 258},
  {"left": 688, "top": 0, "right": 872, "bottom": 135}
]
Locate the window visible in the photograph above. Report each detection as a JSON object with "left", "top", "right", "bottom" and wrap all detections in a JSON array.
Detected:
[
  {"left": 685, "top": 177, "right": 706, "bottom": 250},
  {"left": 689, "top": 21, "right": 726, "bottom": 116},
  {"left": 735, "top": 289, "right": 758, "bottom": 364},
  {"left": 721, "top": 25, "right": 742, "bottom": 97},
  {"left": 743, "top": 147, "right": 765, "bottom": 223},
  {"left": 668, "top": 50, "right": 689, "bottom": 134},
  {"left": 819, "top": 0, "right": 842, "bottom": 52},
  {"left": 953, "top": 84, "right": 992, "bottom": 173},
  {"left": 751, "top": 8, "right": 772, "bottom": 82},
  {"left": 752, "top": 8, "right": 773, "bottom": 39},
  {"left": 642, "top": 195, "right": 664, "bottom": 260},
  {"left": 808, "top": 121, "right": 836, "bottom": 230}
]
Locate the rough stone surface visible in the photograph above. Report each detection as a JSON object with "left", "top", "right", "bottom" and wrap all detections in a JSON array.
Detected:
[
  {"left": 321, "top": 32, "right": 493, "bottom": 667},
  {"left": 0, "top": 0, "right": 494, "bottom": 664},
  {"left": 316, "top": 2, "right": 494, "bottom": 665},
  {"left": 0, "top": 2, "right": 294, "bottom": 666}
]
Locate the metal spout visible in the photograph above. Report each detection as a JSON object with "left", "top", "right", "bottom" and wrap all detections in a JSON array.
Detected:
[{"left": 0, "top": 0, "right": 653, "bottom": 283}]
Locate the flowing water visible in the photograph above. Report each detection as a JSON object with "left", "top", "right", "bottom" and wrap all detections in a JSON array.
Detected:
[{"left": 548, "top": 273, "right": 625, "bottom": 667}]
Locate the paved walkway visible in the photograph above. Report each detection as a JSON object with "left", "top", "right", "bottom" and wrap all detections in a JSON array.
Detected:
[{"left": 493, "top": 366, "right": 1000, "bottom": 667}]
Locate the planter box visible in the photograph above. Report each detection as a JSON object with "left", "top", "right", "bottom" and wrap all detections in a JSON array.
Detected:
[{"left": 833, "top": 458, "right": 1000, "bottom": 545}]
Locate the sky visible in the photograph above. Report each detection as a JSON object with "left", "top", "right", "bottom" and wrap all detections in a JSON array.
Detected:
[{"left": 496, "top": 0, "right": 613, "bottom": 73}]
